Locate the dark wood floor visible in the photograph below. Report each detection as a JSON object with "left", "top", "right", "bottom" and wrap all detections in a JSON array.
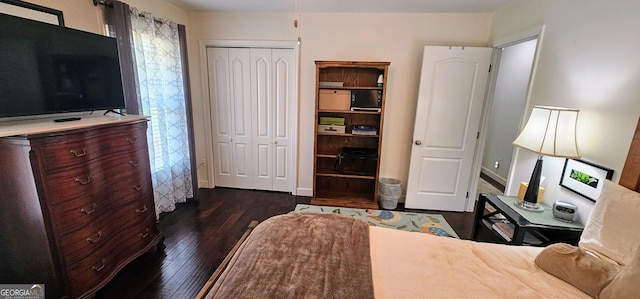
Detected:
[{"left": 96, "top": 188, "right": 476, "bottom": 298}]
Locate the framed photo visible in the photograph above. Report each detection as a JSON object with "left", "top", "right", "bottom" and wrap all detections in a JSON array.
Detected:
[
  {"left": 0, "top": 0, "right": 64, "bottom": 26},
  {"left": 560, "top": 159, "right": 613, "bottom": 202}
]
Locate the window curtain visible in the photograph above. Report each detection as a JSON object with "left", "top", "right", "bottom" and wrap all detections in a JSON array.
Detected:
[{"left": 103, "top": 2, "right": 195, "bottom": 216}]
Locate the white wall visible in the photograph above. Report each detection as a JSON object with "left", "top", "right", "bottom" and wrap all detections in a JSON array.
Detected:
[
  {"left": 22, "top": 0, "right": 103, "bottom": 33},
  {"left": 22, "top": 0, "right": 188, "bottom": 35},
  {"left": 186, "top": 12, "right": 493, "bottom": 194},
  {"left": 493, "top": 0, "right": 640, "bottom": 223}
]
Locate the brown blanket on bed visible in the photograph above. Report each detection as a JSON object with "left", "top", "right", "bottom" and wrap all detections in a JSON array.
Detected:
[{"left": 206, "top": 212, "right": 374, "bottom": 299}]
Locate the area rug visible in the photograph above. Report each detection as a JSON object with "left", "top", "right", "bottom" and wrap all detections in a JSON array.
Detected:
[{"left": 294, "top": 204, "right": 459, "bottom": 238}]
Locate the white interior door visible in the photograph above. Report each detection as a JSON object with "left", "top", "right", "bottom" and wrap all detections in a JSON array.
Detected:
[
  {"left": 207, "top": 48, "right": 253, "bottom": 189},
  {"left": 405, "top": 46, "right": 492, "bottom": 211},
  {"left": 207, "top": 46, "right": 295, "bottom": 192}
]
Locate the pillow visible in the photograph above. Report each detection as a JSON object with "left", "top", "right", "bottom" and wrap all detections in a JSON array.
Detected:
[
  {"left": 535, "top": 243, "right": 619, "bottom": 297},
  {"left": 599, "top": 244, "right": 640, "bottom": 299},
  {"left": 579, "top": 180, "right": 640, "bottom": 266}
]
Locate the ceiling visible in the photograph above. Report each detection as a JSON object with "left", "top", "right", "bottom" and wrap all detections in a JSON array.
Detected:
[{"left": 165, "top": 0, "right": 516, "bottom": 13}]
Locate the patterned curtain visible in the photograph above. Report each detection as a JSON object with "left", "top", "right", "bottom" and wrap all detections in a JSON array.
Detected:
[{"left": 129, "top": 8, "right": 193, "bottom": 215}]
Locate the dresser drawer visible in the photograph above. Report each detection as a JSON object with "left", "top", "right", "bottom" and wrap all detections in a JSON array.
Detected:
[
  {"left": 58, "top": 197, "right": 155, "bottom": 266},
  {"left": 66, "top": 252, "right": 116, "bottom": 298},
  {"left": 44, "top": 147, "right": 151, "bottom": 206},
  {"left": 43, "top": 161, "right": 106, "bottom": 206},
  {"left": 65, "top": 215, "right": 158, "bottom": 298},
  {"left": 60, "top": 201, "right": 155, "bottom": 265},
  {"left": 102, "top": 147, "right": 152, "bottom": 196},
  {"left": 49, "top": 187, "right": 152, "bottom": 237},
  {"left": 58, "top": 216, "right": 116, "bottom": 266},
  {"left": 119, "top": 215, "right": 160, "bottom": 258},
  {"left": 49, "top": 196, "right": 105, "bottom": 237},
  {"left": 32, "top": 122, "right": 148, "bottom": 173}
]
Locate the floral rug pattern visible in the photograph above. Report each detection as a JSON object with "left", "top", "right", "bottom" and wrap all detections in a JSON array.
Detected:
[{"left": 294, "top": 204, "right": 459, "bottom": 238}]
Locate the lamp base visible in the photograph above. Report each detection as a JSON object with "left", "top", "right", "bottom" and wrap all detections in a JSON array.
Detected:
[{"left": 514, "top": 200, "right": 545, "bottom": 213}]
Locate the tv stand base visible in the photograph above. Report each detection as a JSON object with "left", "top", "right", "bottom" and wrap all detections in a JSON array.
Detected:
[
  {"left": 103, "top": 109, "right": 125, "bottom": 116},
  {"left": 53, "top": 117, "right": 81, "bottom": 123}
]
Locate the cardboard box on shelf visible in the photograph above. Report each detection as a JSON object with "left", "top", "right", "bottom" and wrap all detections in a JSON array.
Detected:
[
  {"left": 319, "top": 117, "right": 345, "bottom": 126},
  {"left": 319, "top": 89, "right": 350, "bottom": 111},
  {"left": 317, "top": 125, "right": 346, "bottom": 134}
]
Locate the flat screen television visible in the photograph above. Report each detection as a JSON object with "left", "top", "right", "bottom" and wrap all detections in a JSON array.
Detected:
[{"left": 0, "top": 13, "right": 125, "bottom": 118}]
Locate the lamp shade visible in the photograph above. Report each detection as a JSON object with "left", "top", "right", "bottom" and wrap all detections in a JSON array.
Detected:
[{"left": 513, "top": 106, "right": 581, "bottom": 158}]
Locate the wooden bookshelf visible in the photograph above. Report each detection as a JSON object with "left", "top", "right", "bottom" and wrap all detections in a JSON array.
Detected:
[{"left": 312, "top": 61, "right": 389, "bottom": 209}]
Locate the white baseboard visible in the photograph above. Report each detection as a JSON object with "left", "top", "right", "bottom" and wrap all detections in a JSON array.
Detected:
[
  {"left": 296, "top": 187, "right": 313, "bottom": 197},
  {"left": 480, "top": 167, "right": 507, "bottom": 186},
  {"left": 198, "top": 180, "right": 213, "bottom": 189}
]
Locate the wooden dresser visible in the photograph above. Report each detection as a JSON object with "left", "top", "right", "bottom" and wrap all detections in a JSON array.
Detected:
[{"left": 0, "top": 117, "right": 163, "bottom": 298}]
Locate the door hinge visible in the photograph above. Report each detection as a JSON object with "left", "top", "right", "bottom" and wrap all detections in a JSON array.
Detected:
[
  {"left": 477, "top": 131, "right": 480, "bottom": 139},
  {"left": 466, "top": 192, "right": 469, "bottom": 198},
  {"left": 488, "top": 64, "right": 492, "bottom": 72}
]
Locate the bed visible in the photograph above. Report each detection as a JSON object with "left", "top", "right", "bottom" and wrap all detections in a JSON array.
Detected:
[{"left": 197, "top": 120, "right": 640, "bottom": 299}]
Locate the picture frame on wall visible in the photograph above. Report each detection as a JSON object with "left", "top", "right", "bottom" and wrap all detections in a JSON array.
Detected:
[
  {"left": 560, "top": 158, "right": 614, "bottom": 202},
  {"left": 0, "top": 0, "right": 64, "bottom": 26}
]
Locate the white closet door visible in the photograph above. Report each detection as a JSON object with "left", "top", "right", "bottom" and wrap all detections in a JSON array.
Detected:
[
  {"left": 251, "top": 48, "right": 274, "bottom": 190},
  {"left": 271, "top": 48, "right": 295, "bottom": 192},
  {"left": 207, "top": 48, "right": 253, "bottom": 188},
  {"left": 207, "top": 46, "right": 295, "bottom": 192}
]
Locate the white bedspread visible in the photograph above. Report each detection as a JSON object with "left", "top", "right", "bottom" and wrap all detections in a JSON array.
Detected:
[{"left": 369, "top": 226, "right": 590, "bottom": 298}]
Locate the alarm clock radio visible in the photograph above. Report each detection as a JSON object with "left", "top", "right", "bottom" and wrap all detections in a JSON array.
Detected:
[{"left": 552, "top": 201, "right": 578, "bottom": 222}]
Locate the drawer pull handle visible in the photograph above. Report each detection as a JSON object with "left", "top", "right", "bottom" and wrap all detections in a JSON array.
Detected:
[
  {"left": 75, "top": 175, "right": 92, "bottom": 185},
  {"left": 136, "top": 205, "right": 148, "bottom": 213},
  {"left": 92, "top": 259, "right": 106, "bottom": 272},
  {"left": 81, "top": 203, "right": 97, "bottom": 215},
  {"left": 133, "top": 184, "right": 142, "bottom": 191},
  {"left": 129, "top": 160, "right": 139, "bottom": 167},
  {"left": 126, "top": 137, "right": 137, "bottom": 144},
  {"left": 86, "top": 231, "right": 103, "bottom": 243},
  {"left": 69, "top": 147, "right": 87, "bottom": 157},
  {"left": 139, "top": 229, "right": 149, "bottom": 239}
]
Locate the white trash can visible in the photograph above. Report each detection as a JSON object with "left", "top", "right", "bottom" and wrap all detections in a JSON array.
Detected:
[{"left": 378, "top": 178, "right": 402, "bottom": 209}]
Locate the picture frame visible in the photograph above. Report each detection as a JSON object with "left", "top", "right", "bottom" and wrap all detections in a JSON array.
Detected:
[
  {"left": 560, "top": 158, "right": 613, "bottom": 202},
  {"left": 0, "top": 0, "right": 64, "bottom": 26}
]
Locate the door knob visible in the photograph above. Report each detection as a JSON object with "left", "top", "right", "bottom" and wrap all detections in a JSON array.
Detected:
[{"left": 415, "top": 140, "right": 422, "bottom": 145}]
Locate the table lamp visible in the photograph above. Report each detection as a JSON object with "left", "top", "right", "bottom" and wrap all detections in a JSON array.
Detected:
[{"left": 512, "top": 106, "right": 581, "bottom": 212}]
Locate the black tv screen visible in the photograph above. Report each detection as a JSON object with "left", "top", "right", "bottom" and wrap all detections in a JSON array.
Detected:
[{"left": 0, "top": 13, "right": 125, "bottom": 118}]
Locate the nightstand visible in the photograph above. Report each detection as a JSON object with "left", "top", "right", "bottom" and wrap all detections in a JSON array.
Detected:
[{"left": 471, "top": 193, "right": 584, "bottom": 246}]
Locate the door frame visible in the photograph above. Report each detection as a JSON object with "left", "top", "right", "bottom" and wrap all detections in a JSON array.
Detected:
[
  {"left": 466, "top": 26, "right": 545, "bottom": 211},
  {"left": 199, "top": 39, "right": 300, "bottom": 194}
]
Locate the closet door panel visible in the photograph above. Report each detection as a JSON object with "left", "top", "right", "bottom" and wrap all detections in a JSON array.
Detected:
[
  {"left": 251, "top": 48, "right": 274, "bottom": 190},
  {"left": 272, "top": 49, "right": 295, "bottom": 192},
  {"left": 207, "top": 48, "right": 234, "bottom": 187},
  {"left": 229, "top": 48, "right": 253, "bottom": 188},
  {"left": 207, "top": 48, "right": 253, "bottom": 188},
  {"left": 257, "top": 144, "right": 270, "bottom": 177}
]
